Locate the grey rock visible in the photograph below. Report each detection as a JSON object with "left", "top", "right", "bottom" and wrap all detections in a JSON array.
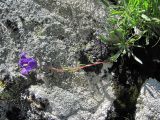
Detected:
[
  {"left": 0, "top": 101, "right": 9, "bottom": 120},
  {"left": 0, "top": 0, "right": 114, "bottom": 120},
  {"left": 135, "top": 78, "right": 160, "bottom": 120},
  {"left": 27, "top": 63, "right": 115, "bottom": 120},
  {"left": 0, "top": 0, "right": 107, "bottom": 76},
  {"left": 28, "top": 74, "right": 114, "bottom": 119},
  {"left": 28, "top": 85, "right": 80, "bottom": 118},
  {"left": 67, "top": 110, "right": 91, "bottom": 120}
]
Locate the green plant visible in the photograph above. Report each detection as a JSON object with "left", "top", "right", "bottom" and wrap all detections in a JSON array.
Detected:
[
  {"left": 0, "top": 81, "right": 11, "bottom": 100},
  {"left": 100, "top": 0, "right": 160, "bottom": 63}
]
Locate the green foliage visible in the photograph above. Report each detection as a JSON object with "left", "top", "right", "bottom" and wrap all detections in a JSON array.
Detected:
[
  {"left": 100, "top": 0, "right": 160, "bottom": 63},
  {"left": 0, "top": 81, "right": 11, "bottom": 100},
  {"left": 0, "top": 81, "right": 6, "bottom": 88}
]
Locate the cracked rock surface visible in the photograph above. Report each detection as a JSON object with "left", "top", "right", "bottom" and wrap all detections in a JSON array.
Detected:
[
  {"left": 28, "top": 81, "right": 114, "bottom": 120},
  {"left": 0, "top": 0, "right": 114, "bottom": 120},
  {"left": 136, "top": 78, "right": 160, "bottom": 120}
]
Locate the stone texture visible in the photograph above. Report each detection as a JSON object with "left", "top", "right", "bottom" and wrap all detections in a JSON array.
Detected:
[
  {"left": 28, "top": 75, "right": 114, "bottom": 120},
  {"left": 0, "top": 0, "right": 107, "bottom": 76},
  {"left": 0, "top": 0, "right": 114, "bottom": 120},
  {"left": 135, "top": 78, "right": 160, "bottom": 120}
]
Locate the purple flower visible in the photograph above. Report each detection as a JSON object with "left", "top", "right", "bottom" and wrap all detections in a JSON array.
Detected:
[{"left": 19, "top": 52, "right": 37, "bottom": 75}]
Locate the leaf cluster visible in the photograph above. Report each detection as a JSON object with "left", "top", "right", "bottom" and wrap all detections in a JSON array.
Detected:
[{"left": 100, "top": 0, "right": 160, "bottom": 63}]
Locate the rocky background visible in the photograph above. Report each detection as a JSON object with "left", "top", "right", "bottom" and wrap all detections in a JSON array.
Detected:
[
  {"left": 0, "top": 0, "right": 114, "bottom": 120},
  {"left": 0, "top": 0, "right": 160, "bottom": 120}
]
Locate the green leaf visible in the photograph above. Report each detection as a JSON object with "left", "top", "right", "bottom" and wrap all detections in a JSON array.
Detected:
[
  {"left": 109, "top": 52, "right": 121, "bottom": 62},
  {"left": 145, "top": 36, "right": 149, "bottom": 45},
  {"left": 108, "top": 17, "right": 117, "bottom": 24},
  {"left": 113, "top": 28, "right": 125, "bottom": 39},
  {"left": 152, "top": 18, "right": 160, "bottom": 23},
  {"left": 141, "top": 14, "right": 151, "bottom": 21},
  {"left": 122, "top": 49, "right": 126, "bottom": 54},
  {"left": 110, "top": 30, "right": 119, "bottom": 40},
  {"left": 111, "top": 10, "right": 123, "bottom": 15},
  {"left": 131, "top": 53, "right": 143, "bottom": 64},
  {"left": 98, "top": 35, "right": 107, "bottom": 43}
]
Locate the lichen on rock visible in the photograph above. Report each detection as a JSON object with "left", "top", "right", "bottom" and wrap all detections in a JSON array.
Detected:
[
  {"left": 0, "top": 0, "right": 114, "bottom": 120},
  {"left": 136, "top": 78, "right": 160, "bottom": 120}
]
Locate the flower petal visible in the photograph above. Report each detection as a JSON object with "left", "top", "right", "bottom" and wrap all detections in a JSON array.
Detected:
[
  {"left": 18, "top": 58, "right": 31, "bottom": 68},
  {"left": 21, "top": 68, "right": 29, "bottom": 75},
  {"left": 26, "top": 66, "right": 32, "bottom": 71},
  {"left": 19, "top": 52, "right": 37, "bottom": 75},
  {"left": 28, "top": 58, "right": 37, "bottom": 69},
  {"left": 20, "top": 52, "right": 27, "bottom": 59},
  {"left": 19, "top": 59, "right": 27, "bottom": 68}
]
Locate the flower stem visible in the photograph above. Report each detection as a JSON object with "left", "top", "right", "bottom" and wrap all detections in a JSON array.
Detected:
[{"left": 48, "top": 61, "right": 107, "bottom": 73}]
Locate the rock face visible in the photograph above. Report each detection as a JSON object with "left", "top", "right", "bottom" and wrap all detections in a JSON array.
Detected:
[
  {"left": 28, "top": 80, "right": 114, "bottom": 120},
  {"left": 0, "top": 0, "right": 107, "bottom": 75},
  {"left": 136, "top": 78, "right": 160, "bottom": 120},
  {"left": 0, "top": 0, "right": 114, "bottom": 120}
]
